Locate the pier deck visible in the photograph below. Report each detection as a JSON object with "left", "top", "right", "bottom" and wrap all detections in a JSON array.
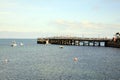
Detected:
[{"left": 37, "top": 37, "right": 111, "bottom": 47}]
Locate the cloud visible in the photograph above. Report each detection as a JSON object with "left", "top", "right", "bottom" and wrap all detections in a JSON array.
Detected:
[
  {"left": 55, "top": 19, "right": 101, "bottom": 29},
  {"left": 54, "top": 19, "right": 120, "bottom": 32},
  {"left": 55, "top": 19, "right": 80, "bottom": 29}
]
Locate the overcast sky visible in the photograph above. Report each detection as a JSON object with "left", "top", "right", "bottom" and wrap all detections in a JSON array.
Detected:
[{"left": 0, "top": 0, "right": 120, "bottom": 38}]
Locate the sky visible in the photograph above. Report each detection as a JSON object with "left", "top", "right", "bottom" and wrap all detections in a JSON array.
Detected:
[{"left": 0, "top": 0, "right": 120, "bottom": 38}]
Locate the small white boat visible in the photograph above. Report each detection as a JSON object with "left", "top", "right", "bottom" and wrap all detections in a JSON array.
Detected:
[
  {"left": 59, "top": 46, "right": 64, "bottom": 48},
  {"left": 11, "top": 41, "right": 17, "bottom": 47},
  {"left": 20, "top": 42, "right": 24, "bottom": 46}
]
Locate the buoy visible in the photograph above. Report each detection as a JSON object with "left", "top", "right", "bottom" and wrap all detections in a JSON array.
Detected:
[
  {"left": 4, "top": 59, "right": 9, "bottom": 63},
  {"left": 20, "top": 42, "right": 24, "bottom": 46},
  {"left": 5, "top": 59, "right": 8, "bottom": 62},
  {"left": 73, "top": 57, "right": 78, "bottom": 61}
]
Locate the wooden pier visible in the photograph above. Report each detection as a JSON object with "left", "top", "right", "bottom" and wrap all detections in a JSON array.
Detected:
[{"left": 37, "top": 37, "right": 111, "bottom": 47}]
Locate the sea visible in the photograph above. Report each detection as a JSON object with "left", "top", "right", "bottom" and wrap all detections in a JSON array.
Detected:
[{"left": 0, "top": 39, "right": 120, "bottom": 80}]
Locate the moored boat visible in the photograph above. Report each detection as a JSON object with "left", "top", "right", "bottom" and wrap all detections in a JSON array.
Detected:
[
  {"left": 59, "top": 46, "right": 64, "bottom": 48},
  {"left": 11, "top": 41, "right": 17, "bottom": 47}
]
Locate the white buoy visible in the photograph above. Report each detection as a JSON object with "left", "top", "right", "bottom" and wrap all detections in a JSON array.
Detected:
[
  {"left": 5, "top": 59, "right": 8, "bottom": 62},
  {"left": 4, "top": 59, "right": 9, "bottom": 63},
  {"left": 73, "top": 57, "right": 78, "bottom": 62},
  {"left": 20, "top": 42, "right": 24, "bottom": 46}
]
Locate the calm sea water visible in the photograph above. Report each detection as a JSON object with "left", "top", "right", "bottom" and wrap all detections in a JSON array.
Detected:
[{"left": 0, "top": 39, "right": 120, "bottom": 80}]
